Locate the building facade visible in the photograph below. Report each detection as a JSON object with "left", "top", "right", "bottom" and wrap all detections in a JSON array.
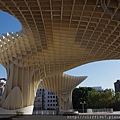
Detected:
[
  {"left": 114, "top": 80, "right": 120, "bottom": 93},
  {"left": 92, "top": 86, "right": 103, "bottom": 92},
  {"left": 0, "top": 78, "right": 6, "bottom": 102},
  {"left": 34, "top": 88, "right": 58, "bottom": 110},
  {"left": 34, "top": 88, "right": 44, "bottom": 110},
  {"left": 44, "top": 90, "right": 58, "bottom": 110}
]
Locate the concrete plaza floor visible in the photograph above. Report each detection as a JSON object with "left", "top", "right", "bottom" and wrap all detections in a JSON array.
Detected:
[
  {"left": 0, "top": 115, "right": 67, "bottom": 120},
  {"left": 1, "top": 115, "right": 120, "bottom": 120},
  {"left": 0, "top": 112, "right": 120, "bottom": 120}
]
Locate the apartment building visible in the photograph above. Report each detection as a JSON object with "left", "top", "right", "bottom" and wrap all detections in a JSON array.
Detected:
[
  {"left": 34, "top": 88, "right": 59, "bottom": 110},
  {"left": 92, "top": 86, "right": 103, "bottom": 92},
  {"left": 0, "top": 78, "right": 6, "bottom": 102},
  {"left": 114, "top": 80, "right": 120, "bottom": 93}
]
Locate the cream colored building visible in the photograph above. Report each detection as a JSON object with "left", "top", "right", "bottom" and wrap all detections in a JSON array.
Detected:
[{"left": 0, "top": 0, "right": 119, "bottom": 114}]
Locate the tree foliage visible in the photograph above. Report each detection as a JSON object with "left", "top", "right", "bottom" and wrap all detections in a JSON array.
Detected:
[
  {"left": 72, "top": 87, "right": 93, "bottom": 110},
  {"left": 72, "top": 87, "right": 120, "bottom": 111}
]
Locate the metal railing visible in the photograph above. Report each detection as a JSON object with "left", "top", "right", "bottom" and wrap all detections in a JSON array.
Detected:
[
  {"left": 33, "top": 108, "right": 113, "bottom": 115},
  {"left": 92, "top": 108, "right": 113, "bottom": 113},
  {"left": 70, "top": 108, "right": 113, "bottom": 113},
  {"left": 33, "top": 110, "right": 58, "bottom": 115}
]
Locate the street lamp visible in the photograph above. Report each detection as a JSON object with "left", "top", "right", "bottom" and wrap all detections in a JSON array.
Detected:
[{"left": 80, "top": 101, "right": 86, "bottom": 113}]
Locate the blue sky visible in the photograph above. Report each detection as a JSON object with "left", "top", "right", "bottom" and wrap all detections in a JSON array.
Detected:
[
  {"left": 65, "top": 60, "right": 120, "bottom": 90},
  {"left": 0, "top": 10, "right": 22, "bottom": 35},
  {"left": 0, "top": 10, "right": 120, "bottom": 90}
]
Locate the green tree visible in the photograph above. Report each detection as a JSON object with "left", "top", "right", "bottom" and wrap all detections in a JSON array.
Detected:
[
  {"left": 112, "top": 92, "right": 120, "bottom": 111},
  {"left": 72, "top": 87, "right": 93, "bottom": 110},
  {"left": 87, "top": 89, "right": 115, "bottom": 109},
  {"left": 72, "top": 87, "right": 120, "bottom": 111}
]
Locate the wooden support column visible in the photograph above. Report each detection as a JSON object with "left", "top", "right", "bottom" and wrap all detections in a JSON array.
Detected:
[{"left": 1, "top": 62, "right": 40, "bottom": 110}]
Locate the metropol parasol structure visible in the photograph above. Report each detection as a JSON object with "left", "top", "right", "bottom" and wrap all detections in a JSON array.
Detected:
[{"left": 0, "top": 0, "right": 119, "bottom": 114}]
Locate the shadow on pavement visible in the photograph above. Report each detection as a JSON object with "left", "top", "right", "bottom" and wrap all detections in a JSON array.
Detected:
[{"left": 0, "top": 117, "right": 12, "bottom": 120}]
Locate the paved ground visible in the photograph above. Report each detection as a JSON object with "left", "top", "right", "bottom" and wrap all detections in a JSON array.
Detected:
[
  {"left": 0, "top": 112, "right": 120, "bottom": 120},
  {"left": 0, "top": 115, "right": 67, "bottom": 120},
  {"left": 0, "top": 115, "right": 120, "bottom": 120}
]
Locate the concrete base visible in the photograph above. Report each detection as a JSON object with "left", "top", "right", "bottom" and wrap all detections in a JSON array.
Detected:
[
  {"left": 0, "top": 105, "right": 34, "bottom": 115},
  {"left": 87, "top": 109, "right": 92, "bottom": 113},
  {"left": 60, "top": 109, "right": 79, "bottom": 115}
]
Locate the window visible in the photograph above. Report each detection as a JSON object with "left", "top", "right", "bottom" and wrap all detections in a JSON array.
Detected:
[
  {"left": 53, "top": 104, "right": 55, "bottom": 106},
  {"left": 48, "top": 100, "right": 49, "bottom": 102},
  {"left": 53, "top": 100, "right": 55, "bottom": 102},
  {"left": 53, "top": 96, "right": 55, "bottom": 98}
]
